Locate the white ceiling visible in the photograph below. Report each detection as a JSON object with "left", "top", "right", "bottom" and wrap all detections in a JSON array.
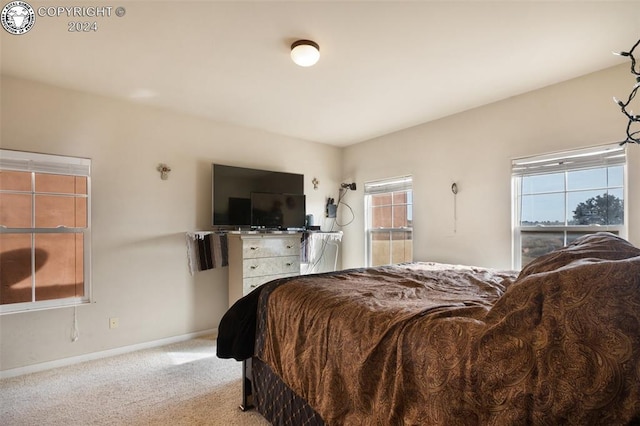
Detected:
[{"left": 2, "top": 1, "right": 639, "bottom": 146}]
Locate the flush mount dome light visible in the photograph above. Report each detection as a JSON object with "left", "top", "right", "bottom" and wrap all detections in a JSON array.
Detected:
[{"left": 291, "top": 40, "right": 320, "bottom": 67}]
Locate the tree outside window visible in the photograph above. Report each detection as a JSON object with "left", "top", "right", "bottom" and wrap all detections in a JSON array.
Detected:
[{"left": 513, "top": 145, "right": 626, "bottom": 269}]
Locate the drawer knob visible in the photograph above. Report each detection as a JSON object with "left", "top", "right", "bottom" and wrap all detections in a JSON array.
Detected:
[
  {"left": 250, "top": 265, "right": 259, "bottom": 270},
  {"left": 250, "top": 284, "right": 258, "bottom": 288},
  {"left": 286, "top": 245, "right": 293, "bottom": 249},
  {"left": 286, "top": 262, "right": 293, "bottom": 267},
  {"left": 250, "top": 246, "right": 259, "bottom": 251}
]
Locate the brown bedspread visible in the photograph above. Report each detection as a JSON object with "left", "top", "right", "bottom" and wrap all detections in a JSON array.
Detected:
[{"left": 257, "top": 233, "right": 640, "bottom": 425}]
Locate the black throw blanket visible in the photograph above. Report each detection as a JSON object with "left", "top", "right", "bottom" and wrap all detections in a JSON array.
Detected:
[
  {"left": 216, "top": 286, "right": 265, "bottom": 360},
  {"left": 216, "top": 276, "right": 295, "bottom": 360}
]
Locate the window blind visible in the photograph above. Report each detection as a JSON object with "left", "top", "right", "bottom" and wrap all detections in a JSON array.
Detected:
[
  {"left": 364, "top": 176, "right": 412, "bottom": 195},
  {"left": 0, "top": 149, "right": 91, "bottom": 176},
  {"left": 512, "top": 144, "right": 626, "bottom": 177}
]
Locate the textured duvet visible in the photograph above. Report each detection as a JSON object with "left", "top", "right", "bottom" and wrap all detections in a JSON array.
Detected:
[{"left": 255, "top": 233, "right": 640, "bottom": 425}]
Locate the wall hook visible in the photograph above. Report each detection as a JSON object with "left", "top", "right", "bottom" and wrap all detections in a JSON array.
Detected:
[
  {"left": 312, "top": 177, "right": 319, "bottom": 190},
  {"left": 157, "top": 163, "right": 171, "bottom": 180}
]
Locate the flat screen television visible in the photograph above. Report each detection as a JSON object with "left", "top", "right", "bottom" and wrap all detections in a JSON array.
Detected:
[
  {"left": 251, "top": 192, "right": 306, "bottom": 230},
  {"left": 212, "top": 164, "right": 304, "bottom": 227}
]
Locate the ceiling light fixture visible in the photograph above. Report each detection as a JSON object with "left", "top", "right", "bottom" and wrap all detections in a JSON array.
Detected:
[
  {"left": 613, "top": 38, "right": 640, "bottom": 145},
  {"left": 291, "top": 40, "right": 320, "bottom": 67}
]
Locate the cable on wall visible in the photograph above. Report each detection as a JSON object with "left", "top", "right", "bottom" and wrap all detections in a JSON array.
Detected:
[
  {"left": 306, "top": 182, "right": 356, "bottom": 273},
  {"left": 71, "top": 305, "right": 79, "bottom": 342},
  {"left": 451, "top": 182, "right": 458, "bottom": 233},
  {"left": 335, "top": 183, "right": 356, "bottom": 227}
]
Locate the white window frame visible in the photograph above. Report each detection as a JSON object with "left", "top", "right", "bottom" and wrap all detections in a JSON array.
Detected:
[
  {"left": 0, "top": 149, "right": 92, "bottom": 314},
  {"left": 364, "top": 176, "right": 413, "bottom": 267},
  {"left": 512, "top": 144, "right": 627, "bottom": 270}
]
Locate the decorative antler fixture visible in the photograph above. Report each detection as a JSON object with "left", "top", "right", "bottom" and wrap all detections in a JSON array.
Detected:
[
  {"left": 613, "top": 39, "right": 640, "bottom": 145},
  {"left": 340, "top": 182, "right": 356, "bottom": 191},
  {"left": 157, "top": 163, "right": 171, "bottom": 180}
]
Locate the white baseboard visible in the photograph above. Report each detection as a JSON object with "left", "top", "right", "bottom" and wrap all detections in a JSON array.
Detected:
[{"left": 0, "top": 328, "right": 218, "bottom": 379}]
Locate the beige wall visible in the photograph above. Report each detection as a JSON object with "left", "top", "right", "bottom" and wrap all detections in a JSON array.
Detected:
[
  {"left": 0, "top": 76, "right": 342, "bottom": 371},
  {"left": 3, "top": 63, "right": 640, "bottom": 372},
  {"left": 341, "top": 64, "right": 640, "bottom": 270}
]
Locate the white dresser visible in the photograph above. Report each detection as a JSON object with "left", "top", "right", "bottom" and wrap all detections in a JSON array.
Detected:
[{"left": 227, "top": 232, "right": 301, "bottom": 306}]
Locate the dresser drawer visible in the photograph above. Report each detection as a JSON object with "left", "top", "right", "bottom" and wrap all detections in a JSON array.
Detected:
[
  {"left": 243, "top": 272, "right": 298, "bottom": 294},
  {"left": 242, "top": 255, "right": 300, "bottom": 278},
  {"left": 242, "top": 237, "right": 300, "bottom": 259}
]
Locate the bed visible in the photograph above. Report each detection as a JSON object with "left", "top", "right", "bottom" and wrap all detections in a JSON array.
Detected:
[{"left": 217, "top": 232, "right": 640, "bottom": 425}]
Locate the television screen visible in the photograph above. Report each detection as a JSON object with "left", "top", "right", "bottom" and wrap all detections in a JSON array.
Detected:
[
  {"left": 212, "top": 164, "right": 304, "bottom": 227},
  {"left": 251, "top": 192, "right": 306, "bottom": 230}
]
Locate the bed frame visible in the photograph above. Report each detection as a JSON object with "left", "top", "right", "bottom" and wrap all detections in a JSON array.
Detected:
[{"left": 240, "top": 359, "right": 253, "bottom": 411}]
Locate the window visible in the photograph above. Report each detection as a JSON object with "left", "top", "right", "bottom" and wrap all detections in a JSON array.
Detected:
[
  {"left": 512, "top": 144, "right": 626, "bottom": 269},
  {"left": 364, "top": 176, "right": 413, "bottom": 266},
  {"left": 0, "top": 150, "right": 91, "bottom": 314}
]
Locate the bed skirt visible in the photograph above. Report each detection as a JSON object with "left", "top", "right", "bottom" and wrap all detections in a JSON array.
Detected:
[{"left": 252, "top": 356, "right": 325, "bottom": 425}]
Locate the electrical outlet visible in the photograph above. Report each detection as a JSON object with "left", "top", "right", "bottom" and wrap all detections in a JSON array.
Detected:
[{"left": 109, "top": 317, "right": 119, "bottom": 329}]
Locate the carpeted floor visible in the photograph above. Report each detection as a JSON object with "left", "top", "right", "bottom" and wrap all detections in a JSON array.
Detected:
[{"left": 0, "top": 336, "right": 270, "bottom": 425}]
